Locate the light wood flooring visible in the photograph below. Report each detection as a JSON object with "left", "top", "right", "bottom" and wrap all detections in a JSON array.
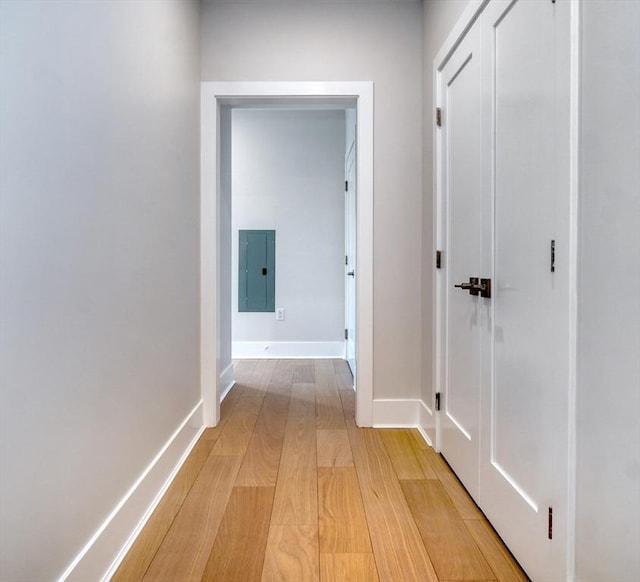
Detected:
[{"left": 113, "top": 359, "right": 529, "bottom": 582}]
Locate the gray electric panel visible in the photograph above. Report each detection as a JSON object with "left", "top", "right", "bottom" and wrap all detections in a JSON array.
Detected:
[{"left": 238, "top": 230, "right": 275, "bottom": 312}]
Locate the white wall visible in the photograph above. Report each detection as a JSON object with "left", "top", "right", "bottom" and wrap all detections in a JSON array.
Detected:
[
  {"left": 576, "top": 1, "right": 640, "bottom": 580},
  {"left": 202, "top": 0, "right": 423, "bottom": 398},
  {"left": 0, "top": 1, "right": 201, "bottom": 580},
  {"left": 231, "top": 109, "right": 345, "bottom": 356}
]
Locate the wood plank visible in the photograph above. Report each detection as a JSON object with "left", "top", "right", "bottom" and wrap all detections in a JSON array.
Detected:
[
  {"left": 267, "top": 359, "right": 294, "bottom": 398},
  {"left": 316, "top": 429, "right": 354, "bottom": 467},
  {"left": 315, "top": 367, "right": 346, "bottom": 430},
  {"left": 422, "top": 450, "right": 485, "bottom": 520},
  {"left": 409, "top": 428, "right": 429, "bottom": 450},
  {"left": 142, "top": 455, "right": 243, "bottom": 582},
  {"left": 261, "top": 525, "right": 320, "bottom": 582},
  {"left": 236, "top": 395, "right": 290, "bottom": 486},
  {"left": 379, "top": 429, "right": 437, "bottom": 480},
  {"left": 318, "top": 467, "right": 371, "bottom": 554},
  {"left": 320, "top": 554, "right": 379, "bottom": 582},
  {"left": 112, "top": 436, "right": 215, "bottom": 582},
  {"left": 331, "top": 358, "right": 351, "bottom": 376},
  {"left": 119, "top": 359, "right": 528, "bottom": 582},
  {"left": 335, "top": 371, "right": 354, "bottom": 393},
  {"left": 465, "top": 519, "right": 530, "bottom": 582},
  {"left": 271, "top": 384, "right": 318, "bottom": 525},
  {"left": 348, "top": 428, "right": 439, "bottom": 582},
  {"left": 201, "top": 486, "right": 275, "bottom": 582},
  {"left": 233, "top": 359, "right": 258, "bottom": 384},
  {"left": 314, "top": 359, "right": 335, "bottom": 374},
  {"left": 438, "top": 468, "right": 484, "bottom": 520},
  {"left": 401, "top": 477, "right": 459, "bottom": 521},
  {"left": 414, "top": 449, "right": 439, "bottom": 479},
  {"left": 231, "top": 360, "right": 259, "bottom": 399},
  {"left": 291, "top": 381, "right": 316, "bottom": 405},
  {"left": 200, "top": 385, "right": 242, "bottom": 442},
  {"left": 338, "top": 387, "right": 357, "bottom": 431},
  {"left": 292, "top": 359, "right": 315, "bottom": 383},
  {"left": 239, "top": 359, "right": 276, "bottom": 398},
  {"left": 401, "top": 479, "right": 496, "bottom": 581},
  {"left": 331, "top": 359, "right": 355, "bottom": 393},
  {"left": 211, "top": 396, "right": 263, "bottom": 455}
]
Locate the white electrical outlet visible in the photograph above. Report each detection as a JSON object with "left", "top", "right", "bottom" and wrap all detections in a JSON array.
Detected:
[{"left": 276, "top": 308, "right": 285, "bottom": 321}]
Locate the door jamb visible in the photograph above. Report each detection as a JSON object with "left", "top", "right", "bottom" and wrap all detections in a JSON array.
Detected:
[{"left": 201, "top": 81, "right": 375, "bottom": 428}]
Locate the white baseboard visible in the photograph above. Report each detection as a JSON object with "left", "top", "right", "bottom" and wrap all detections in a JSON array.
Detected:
[
  {"left": 232, "top": 341, "right": 344, "bottom": 359},
  {"left": 372, "top": 398, "right": 421, "bottom": 428},
  {"left": 62, "top": 402, "right": 205, "bottom": 582},
  {"left": 418, "top": 399, "right": 435, "bottom": 447},
  {"left": 372, "top": 398, "right": 434, "bottom": 448},
  {"left": 416, "top": 424, "right": 433, "bottom": 447},
  {"left": 219, "top": 362, "right": 235, "bottom": 401}
]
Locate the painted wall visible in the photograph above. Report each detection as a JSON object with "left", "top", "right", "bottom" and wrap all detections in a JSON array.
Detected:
[
  {"left": 0, "top": 1, "right": 201, "bottom": 579},
  {"left": 202, "top": 0, "right": 423, "bottom": 399},
  {"left": 576, "top": 1, "right": 640, "bottom": 580},
  {"left": 231, "top": 109, "right": 345, "bottom": 355},
  {"left": 421, "top": 0, "right": 470, "bottom": 438}
]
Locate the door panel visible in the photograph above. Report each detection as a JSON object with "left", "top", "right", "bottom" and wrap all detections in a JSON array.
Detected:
[
  {"left": 492, "top": 0, "right": 555, "bottom": 500},
  {"left": 439, "top": 23, "right": 483, "bottom": 501},
  {"left": 479, "top": 1, "right": 569, "bottom": 579}
]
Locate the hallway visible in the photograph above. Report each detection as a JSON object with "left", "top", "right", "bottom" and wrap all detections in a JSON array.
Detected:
[{"left": 113, "top": 359, "right": 528, "bottom": 582}]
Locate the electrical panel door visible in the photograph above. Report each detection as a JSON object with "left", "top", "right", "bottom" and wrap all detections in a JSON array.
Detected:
[{"left": 238, "top": 230, "right": 275, "bottom": 312}]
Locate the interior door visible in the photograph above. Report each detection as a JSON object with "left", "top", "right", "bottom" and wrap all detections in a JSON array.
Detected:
[
  {"left": 437, "top": 0, "right": 571, "bottom": 578},
  {"left": 345, "top": 138, "right": 357, "bottom": 377},
  {"left": 479, "top": 1, "right": 570, "bottom": 579},
  {"left": 438, "top": 22, "right": 484, "bottom": 501}
]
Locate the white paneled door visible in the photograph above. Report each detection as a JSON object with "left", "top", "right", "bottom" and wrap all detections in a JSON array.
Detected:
[
  {"left": 480, "top": 1, "right": 571, "bottom": 579},
  {"left": 437, "top": 1, "right": 571, "bottom": 580},
  {"left": 438, "top": 22, "right": 484, "bottom": 502}
]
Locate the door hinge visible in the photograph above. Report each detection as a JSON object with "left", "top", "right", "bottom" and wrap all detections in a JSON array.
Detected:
[
  {"left": 548, "top": 507, "right": 553, "bottom": 539},
  {"left": 345, "top": 328, "right": 348, "bottom": 340},
  {"left": 436, "top": 250, "right": 442, "bottom": 269},
  {"left": 550, "top": 240, "right": 556, "bottom": 273},
  {"left": 345, "top": 180, "right": 349, "bottom": 192},
  {"left": 435, "top": 392, "right": 441, "bottom": 411},
  {"left": 345, "top": 255, "right": 349, "bottom": 266},
  {"left": 436, "top": 107, "right": 442, "bottom": 128}
]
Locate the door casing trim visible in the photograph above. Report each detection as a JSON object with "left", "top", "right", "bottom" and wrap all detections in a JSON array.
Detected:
[{"left": 201, "top": 81, "right": 375, "bottom": 427}]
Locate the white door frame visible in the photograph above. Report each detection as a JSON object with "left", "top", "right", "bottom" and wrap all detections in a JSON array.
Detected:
[{"left": 201, "top": 81, "right": 375, "bottom": 428}]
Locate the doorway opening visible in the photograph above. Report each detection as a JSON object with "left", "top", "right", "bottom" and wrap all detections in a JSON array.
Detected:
[
  {"left": 201, "top": 82, "right": 374, "bottom": 428},
  {"left": 228, "top": 107, "right": 350, "bottom": 364}
]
